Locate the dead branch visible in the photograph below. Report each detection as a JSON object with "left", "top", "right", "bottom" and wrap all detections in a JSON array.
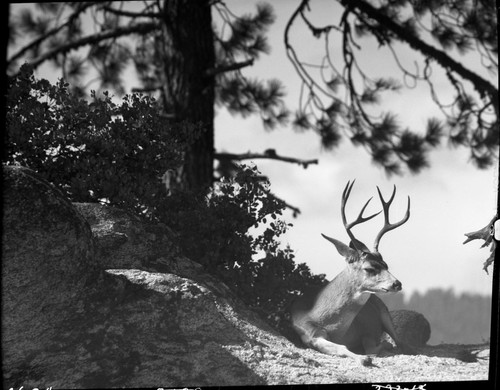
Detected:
[
  {"left": 205, "top": 58, "right": 255, "bottom": 77},
  {"left": 215, "top": 149, "right": 318, "bottom": 169},
  {"left": 463, "top": 214, "right": 497, "bottom": 274}
]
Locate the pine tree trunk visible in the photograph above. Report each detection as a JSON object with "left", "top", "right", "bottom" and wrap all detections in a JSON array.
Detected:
[{"left": 162, "top": 0, "right": 215, "bottom": 191}]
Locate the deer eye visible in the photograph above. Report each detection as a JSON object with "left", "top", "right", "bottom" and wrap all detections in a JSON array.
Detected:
[{"left": 364, "top": 267, "right": 377, "bottom": 275}]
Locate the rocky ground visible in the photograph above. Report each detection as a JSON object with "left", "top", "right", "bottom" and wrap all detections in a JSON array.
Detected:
[{"left": 222, "top": 327, "right": 490, "bottom": 385}]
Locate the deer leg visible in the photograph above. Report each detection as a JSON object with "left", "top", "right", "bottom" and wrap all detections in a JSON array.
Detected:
[
  {"left": 366, "top": 295, "right": 416, "bottom": 354},
  {"left": 362, "top": 337, "right": 384, "bottom": 356},
  {"left": 363, "top": 336, "right": 394, "bottom": 355},
  {"left": 296, "top": 323, "right": 373, "bottom": 366},
  {"left": 307, "top": 335, "right": 372, "bottom": 366},
  {"left": 379, "top": 306, "right": 416, "bottom": 355}
]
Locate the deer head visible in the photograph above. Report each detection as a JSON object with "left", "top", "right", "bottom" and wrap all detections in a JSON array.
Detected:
[{"left": 322, "top": 180, "right": 410, "bottom": 294}]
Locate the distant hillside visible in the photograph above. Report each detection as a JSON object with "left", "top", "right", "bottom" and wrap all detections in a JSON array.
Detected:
[{"left": 382, "top": 288, "right": 492, "bottom": 345}]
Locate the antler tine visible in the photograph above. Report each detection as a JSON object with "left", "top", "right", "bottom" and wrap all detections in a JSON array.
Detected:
[
  {"left": 341, "top": 180, "right": 354, "bottom": 228},
  {"left": 341, "top": 180, "right": 381, "bottom": 245},
  {"left": 345, "top": 197, "right": 381, "bottom": 229},
  {"left": 373, "top": 185, "right": 411, "bottom": 251}
]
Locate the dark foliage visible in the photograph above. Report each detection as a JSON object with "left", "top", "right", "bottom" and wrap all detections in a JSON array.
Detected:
[{"left": 5, "top": 64, "right": 195, "bottom": 216}]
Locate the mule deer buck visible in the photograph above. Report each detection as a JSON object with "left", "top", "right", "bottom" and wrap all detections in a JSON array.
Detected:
[{"left": 291, "top": 180, "right": 414, "bottom": 365}]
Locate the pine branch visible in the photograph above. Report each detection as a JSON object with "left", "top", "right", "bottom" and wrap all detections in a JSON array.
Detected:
[
  {"left": 343, "top": 0, "right": 498, "bottom": 105},
  {"left": 284, "top": 0, "right": 334, "bottom": 106},
  {"left": 8, "top": 2, "right": 97, "bottom": 65},
  {"left": 102, "top": 5, "right": 161, "bottom": 19},
  {"left": 14, "top": 22, "right": 158, "bottom": 74},
  {"left": 215, "top": 149, "right": 319, "bottom": 168},
  {"left": 205, "top": 58, "right": 255, "bottom": 77}
]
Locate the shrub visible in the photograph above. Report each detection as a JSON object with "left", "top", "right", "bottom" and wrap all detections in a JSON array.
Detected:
[
  {"left": 5, "top": 63, "right": 198, "bottom": 215},
  {"left": 160, "top": 165, "right": 327, "bottom": 333}
]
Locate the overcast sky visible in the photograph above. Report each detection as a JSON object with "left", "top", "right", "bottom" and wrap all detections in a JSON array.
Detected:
[{"left": 12, "top": 1, "right": 497, "bottom": 297}]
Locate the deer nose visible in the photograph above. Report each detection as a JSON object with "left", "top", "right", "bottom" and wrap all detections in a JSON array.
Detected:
[{"left": 392, "top": 280, "right": 402, "bottom": 291}]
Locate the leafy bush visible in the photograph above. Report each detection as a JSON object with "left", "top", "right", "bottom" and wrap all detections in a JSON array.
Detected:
[
  {"left": 6, "top": 63, "right": 198, "bottom": 215},
  {"left": 5, "top": 66, "right": 326, "bottom": 337}
]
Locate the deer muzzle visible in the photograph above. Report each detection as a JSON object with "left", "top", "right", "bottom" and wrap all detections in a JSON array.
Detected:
[{"left": 391, "top": 279, "right": 402, "bottom": 292}]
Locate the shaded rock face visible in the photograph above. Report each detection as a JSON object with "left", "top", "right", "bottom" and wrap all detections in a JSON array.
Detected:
[
  {"left": 82, "top": 269, "right": 274, "bottom": 387},
  {"left": 72, "top": 202, "right": 236, "bottom": 297},
  {"left": 0, "top": 165, "right": 284, "bottom": 387},
  {"left": 73, "top": 203, "right": 182, "bottom": 271},
  {"left": 2, "top": 165, "right": 99, "bottom": 381}
]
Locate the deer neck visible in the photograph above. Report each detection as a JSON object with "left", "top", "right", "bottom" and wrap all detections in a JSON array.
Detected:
[
  {"left": 314, "top": 267, "right": 371, "bottom": 336},
  {"left": 324, "top": 268, "right": 371, "bottom": 308}
]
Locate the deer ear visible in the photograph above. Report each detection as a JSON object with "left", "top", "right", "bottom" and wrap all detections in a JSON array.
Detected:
[
  {"left": 321, "top": 234, "right": 356, "bottom": 259},
  {"left": 349, "top": 238, "right": 370, "bottom": 253}
]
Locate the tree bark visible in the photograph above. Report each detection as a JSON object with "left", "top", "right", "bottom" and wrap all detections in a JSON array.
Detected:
[{"left": 162, "top": 0, "right": 215, "bottom": 191}]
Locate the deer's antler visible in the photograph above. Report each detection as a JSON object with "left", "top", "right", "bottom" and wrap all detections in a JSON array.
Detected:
[
  {"left": 373, "top": 185, "right": 410, "bottom": 252},
  {"left": 341, "top": 180, "right": 381, "bottom": 250}
]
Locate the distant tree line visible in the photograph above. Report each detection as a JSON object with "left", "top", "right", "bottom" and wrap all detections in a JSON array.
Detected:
[{"left": 383, "top": 288, "right": 492, "bottom": 345}]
